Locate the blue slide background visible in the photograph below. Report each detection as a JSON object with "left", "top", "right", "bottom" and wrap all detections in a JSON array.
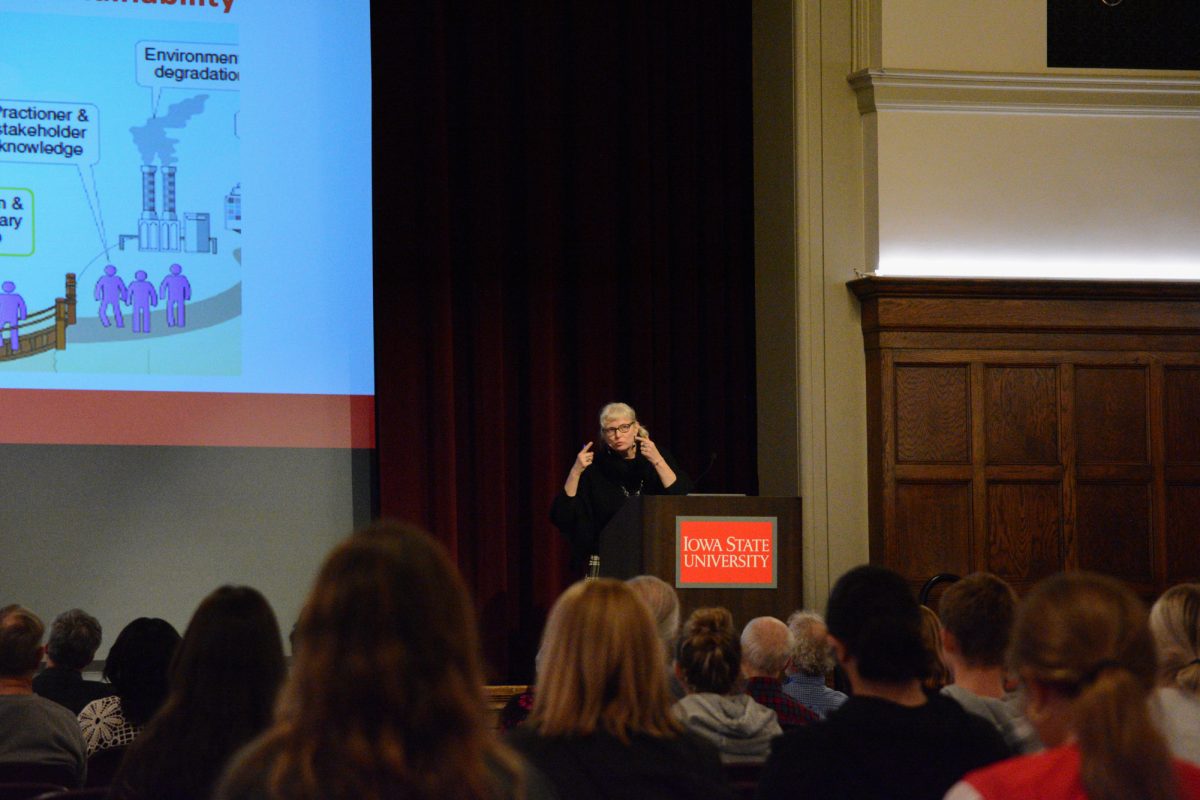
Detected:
[{"left": 0, "top": 0, "right": 374, "bottom": 396}]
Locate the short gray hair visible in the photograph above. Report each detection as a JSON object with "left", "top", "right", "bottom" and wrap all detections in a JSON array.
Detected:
[
  {"left": 787, "top": 610, "right": 834, "bottom": 677},
  {"left": 47, "top": 609, "right": 102, "bottom": 670},
  {"left": 740, "top": 616, "right": 794, "bottom": 676},
  {"left": 625, "top": 575, "right": 679, "bottom": 661}
]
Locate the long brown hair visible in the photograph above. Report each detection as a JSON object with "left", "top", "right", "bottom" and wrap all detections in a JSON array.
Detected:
[
  {"left": 227, "top": 523, "right": 519, "bottom": 800},
  {"left": 1012, "top": 572, "right": 1177, "bottom": 800},
  {"left": 111, "top": 586, "right": 285, "bottom": 800},
  {"left": 530, "top": 579, "right": 681, "bottom": 742}
]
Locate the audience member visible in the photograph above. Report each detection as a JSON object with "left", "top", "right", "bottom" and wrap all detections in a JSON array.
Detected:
[
  {"left": 740, "top": 616, "right": 817, "bottom": 730},
  {"left": 674, "top": 607, "right": 781, "bottom": 761},
  {"left": 509, "top": 579, "right": 732, "bottom": 799},
  {"left": 782, "top": 610, "right": 847, "bottom": 719},
  {"left": 756, "top": 565, "right": 1009, "bottom": 800},
  {"left": 919, "top": 604, "right": 951, "bottom": 693},
  {"left": 78, "top": 617, "right": 181, "bottom": 756},
  {"left": 32, "top": 608, "right": 112, "bottom": 715},
  {"left": 108, "top": 586, "right": 286, "bottom": 800},
  {"left": 626, "top": 574, "right": 681, "bottom": 661},
  {"left": 948, "top": 572, "right": 1200, "bottom": 800},
  {"left": 1150, "top": 582, "right": 1200, "bottom": 766},
  {"left": 938, "top": 572, "right": 1040, "bottom": 754},
  {"left": 0, "top": 605, "right": 87, "bottom": 785},
  {"left": 626, "top": 574, "right": 685, "bottom": 698},
  {"left": 216, "top": 522, "right": 551, "bottom": 800}
]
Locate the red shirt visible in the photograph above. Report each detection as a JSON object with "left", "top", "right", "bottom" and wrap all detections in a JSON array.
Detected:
[{"left": 961, "top": 744, "right": 1200, "bottom": 800}]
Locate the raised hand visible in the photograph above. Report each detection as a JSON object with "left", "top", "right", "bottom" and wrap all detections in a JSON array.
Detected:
[
  {"left": 638, "top": 436, "right": 663, "bottom": 467},
  {"left": 573, "top": 441, "right": 595, "bottom": 473}
]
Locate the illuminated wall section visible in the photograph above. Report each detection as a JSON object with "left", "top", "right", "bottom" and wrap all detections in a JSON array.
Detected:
[{"left": 856, "top": 2, "right": 1200, "bottom": 280}]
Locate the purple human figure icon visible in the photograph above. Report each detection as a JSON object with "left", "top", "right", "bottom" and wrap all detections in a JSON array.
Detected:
[
  {"left": 159, "top": 263, "right": 191, "bottom": 328},
  {"left": 95, "top": 265, "right": 128, "bottom": 328},
  {"left": 127, "top": 270, "right": 158, "bottom": 334},
  {"left": 0, "top": 281, "right": 27, "bottom": 353}
]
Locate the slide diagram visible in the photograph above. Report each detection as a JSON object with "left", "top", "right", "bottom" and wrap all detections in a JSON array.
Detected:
[{"left": 0, "top": 11, "right": 240, "bottom": 376}]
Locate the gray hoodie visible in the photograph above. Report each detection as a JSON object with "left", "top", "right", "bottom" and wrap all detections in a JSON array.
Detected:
[{"left": 673, "top": 692, "right": 782, "bottom": 761}]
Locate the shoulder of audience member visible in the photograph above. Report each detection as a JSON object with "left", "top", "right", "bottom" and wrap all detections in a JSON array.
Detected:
[{"left": 930, "top": 693, "right": 1015, "bottom": 759}]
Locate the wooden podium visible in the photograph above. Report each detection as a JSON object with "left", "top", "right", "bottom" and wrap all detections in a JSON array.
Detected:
[{"left": 598, "top": 495, "right": 803, "bottom": 625}]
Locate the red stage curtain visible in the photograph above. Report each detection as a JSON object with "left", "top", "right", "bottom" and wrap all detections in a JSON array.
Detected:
[{"left": 374, "top": 2, "right": 758, "bottom": 680}]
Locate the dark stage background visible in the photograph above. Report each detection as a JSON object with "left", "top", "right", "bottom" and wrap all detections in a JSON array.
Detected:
[{"left": 372, "top": 1, "right": 759, "bottom": 681}]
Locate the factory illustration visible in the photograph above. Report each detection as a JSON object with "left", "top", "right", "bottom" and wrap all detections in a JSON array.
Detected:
[{"left": 119, "top": 163, "right": 218, "bottom": 254}]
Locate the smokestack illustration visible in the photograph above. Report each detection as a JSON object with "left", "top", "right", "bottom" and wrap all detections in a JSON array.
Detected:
[
  {"left": 119, "top": 95, "right": 218, "bottom": 254},
  {"left": 162, "top": 166, "right": 177, "bottom": 220},
  {"left": 141, "top": 165, "right": 157, "bottom": 219},
  {"left": 140, "top": 165, "right": 159, "bottom": 250},
  {"left": 161, "top": 165, "right": 179, "bottom": 250}
]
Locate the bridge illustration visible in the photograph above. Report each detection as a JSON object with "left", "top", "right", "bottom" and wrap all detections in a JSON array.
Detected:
[{"left": 0, "top": 274, "right": 77, "bottom": 360}]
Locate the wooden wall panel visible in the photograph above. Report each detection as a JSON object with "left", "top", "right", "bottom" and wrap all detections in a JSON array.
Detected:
[
  {"left": 1075, "top": 367, "right": 1148, "bottom": 465},
  {"left": 985, "top": 482, "right": 1061, "bottom": 585},
  {"left": 985, "top": 367, "right": 1059, "bottom": 465},
  {"left": 1165, "top": 368, "right": 1200, "bottom": 464},
  {"left": 1165, "top": 484, "right": 1200, "bottom": 583},
  {"left": 851, "top": 277, "right": 1200, "bottom": 599},
  {"left": 895, "top": 365, "right": 970, "bottom": 463},
  {"left": 1076, "top": 482, "right": 1153, "bottom": 585},
  {"left": 892, "top": 482, "right": 972, "bottom": 578}
]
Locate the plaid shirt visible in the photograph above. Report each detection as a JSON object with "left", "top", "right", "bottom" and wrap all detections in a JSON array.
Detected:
[{"left": 745, "top": 676, "right": 818, "bottom": 730}]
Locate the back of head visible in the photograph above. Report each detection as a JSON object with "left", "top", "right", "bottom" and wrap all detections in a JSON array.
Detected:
[
  {"left": 625, "top": 575, "right": 680, "bottom": 660},
  {"left": 740, "top": 617, "right": 793, "bottom": 678},
  {"left": 113, "top": 587, "right": 285, "bottom": 800},
  {"left": 169, "top": 585, "right": 285, "bottom": 724},
  {"left": 104, "top": 617, "right": 182, "bottom": 724},
  {"left": 1150, "top": 582, "right": 1200, "bottom": 696},
  {"left": 248, "top": 522, "right": 506, "bottom": 800},
  {"left": 825, "top": 565, "right": 926, "bottom": 683},
  {"left": 938, "top": 572, "right": 1018, "bottom": 668},
  {"left": 47, "top": 609, "right": 102, "bottom": 671},
  {"left": 1012, "top": 572, "right": 1172, "bottom": 800},
  {"left": 677, "top": 607, "right": 741, "bottom": 694},
  {"left": 786, "top": 610, "right": 833, "bottom": 677},
  {"left": 0, "top": 605, "right": 44, "bottom": 678},
  {"left": 533, "top": 578, "right": 680, "bottom": 741}
]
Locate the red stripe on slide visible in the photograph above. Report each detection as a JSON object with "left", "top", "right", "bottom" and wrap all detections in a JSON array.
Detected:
[{"left": 0, "top": 390, "right": 375, "bottom": 448}]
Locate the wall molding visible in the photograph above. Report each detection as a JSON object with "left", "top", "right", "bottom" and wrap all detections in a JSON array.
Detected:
[{"left": 849, "top": 69, "right": 1200, "bottom": 117}]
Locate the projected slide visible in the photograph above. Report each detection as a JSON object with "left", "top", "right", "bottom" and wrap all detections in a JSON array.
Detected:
[{"left": 0, "top": 1, "right": 374, "bottom": 447}]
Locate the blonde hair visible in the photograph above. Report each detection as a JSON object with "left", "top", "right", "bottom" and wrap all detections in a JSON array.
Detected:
[
  {"left": 1150, "top": 583, "right": 1200, "bottom": 696},
  {"left": 918, "top": 605, "right": 949, "bottom": 692},
  {"left": 531, "top": 579, "right": 681, "bottom": 742},
  {"left": 1012, "top": 572, "right": 1176, "bottom": 800},
  {"left": 598, "top": 402, "right": 648, "bottom": 439},
  {"left": 677, "top": 607, "right": 741, "bottom": 694}
]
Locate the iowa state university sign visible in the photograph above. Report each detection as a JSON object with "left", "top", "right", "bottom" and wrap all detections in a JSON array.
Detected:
[{"left": 676, "top": 516, "right": 777, "bottom": 589}]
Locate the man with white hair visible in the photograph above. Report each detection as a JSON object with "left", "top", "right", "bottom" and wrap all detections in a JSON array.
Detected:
[
  {"left": 741, "top": 616, "right": 817, "bottom": 730},
  {"left": 783, "top": 610, "right": 847, "bottom": 719}
]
